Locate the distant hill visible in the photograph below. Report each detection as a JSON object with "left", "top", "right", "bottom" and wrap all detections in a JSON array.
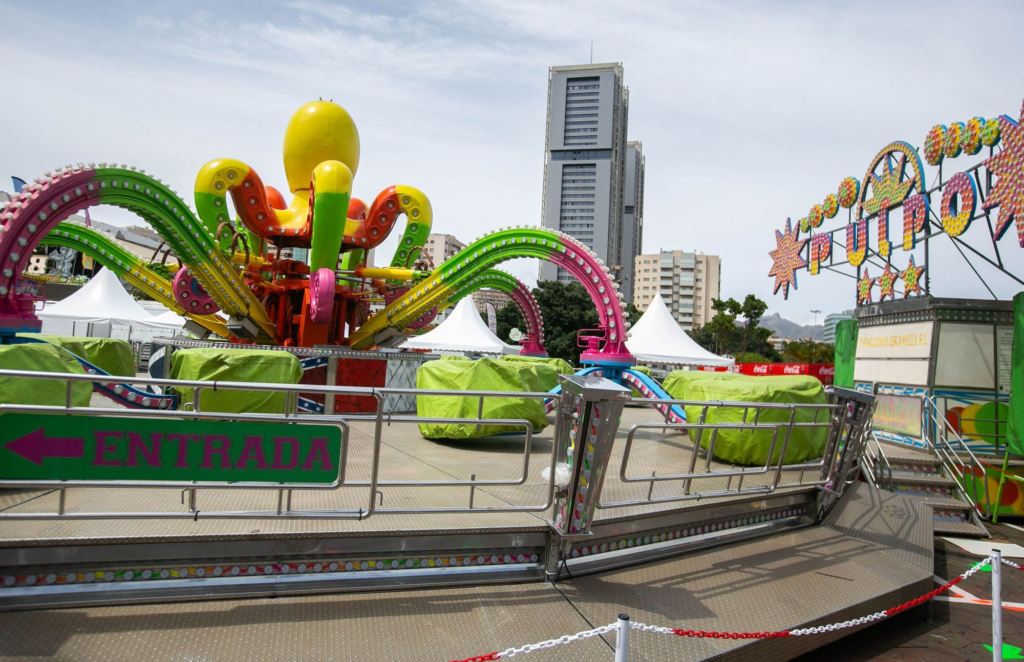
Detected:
[{"left": 758, "top": 313, "right": 824, "bottom": 341}]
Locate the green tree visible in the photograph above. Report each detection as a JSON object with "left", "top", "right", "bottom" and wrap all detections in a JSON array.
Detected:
[
  {"left": 686, "top": 325, "right": 717, "bottom": 354},
  {"left": 687, "top": 294, "right": 781, "bottom": 361},
  {"left": 782, "top": 339, "right": 835, "bottom": 363},
  {"left": 704, "top": 298, "right": 741, "bottom": 355},
  {"left": 493, "top": 281, "right": 640, "bottom": 366},
  {"left": 733, "top": 352, "right": 773, "bottom": 364},
  {"left": 494, "top": 303, "right": 522, "bottom": 346},
  {"left": 739, "top": 294, "right": 768, "bottom": 356}
]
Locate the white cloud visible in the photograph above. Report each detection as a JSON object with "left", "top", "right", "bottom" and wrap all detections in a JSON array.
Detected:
[{"left": 1, "top": 0, "right": 1021, "bottom": 326}]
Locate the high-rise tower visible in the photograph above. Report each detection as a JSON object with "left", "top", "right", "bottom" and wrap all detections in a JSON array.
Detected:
[
  {"left": 540, "top": 63, "right": 630, "bottom": 289},
  {"left": 621, "top": 141, "right": 645, "bottom": 301}
]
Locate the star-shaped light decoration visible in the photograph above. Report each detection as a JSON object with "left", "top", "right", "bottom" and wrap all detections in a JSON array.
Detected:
[
  {"left": 768, "top": 218, "right": 807, "bottom": 300},
  {"left": 857, "top": 269, "right": 876, "bottom": 305},
  {"left": 983, "top": 97, "right": 1024, "bottom": 247},
  {"left": 901, "top": 255, "right": 925, "bottom": 297},
  {"left": 877, "top": 263, "right": 897, "bottom": 301},
  {"left": 862, "top": 148, "right": 918, "bottom": 217}
]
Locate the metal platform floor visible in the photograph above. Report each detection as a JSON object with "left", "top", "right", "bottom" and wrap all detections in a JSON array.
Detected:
[
  {"left": 0, "top": 484, "right": 934, "bottom": 662},
  {"left": 0, "top": 407, "right": 818, "bottom": 547}
]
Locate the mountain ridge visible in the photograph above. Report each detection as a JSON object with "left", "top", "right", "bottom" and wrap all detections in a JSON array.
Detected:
[{"left": 758, "top": 312, "right": 824, "bottom": 341}]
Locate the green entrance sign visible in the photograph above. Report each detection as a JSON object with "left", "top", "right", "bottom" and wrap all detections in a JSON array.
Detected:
[{"left": 0, "top": 414, "right": 341, "bottom": 484}]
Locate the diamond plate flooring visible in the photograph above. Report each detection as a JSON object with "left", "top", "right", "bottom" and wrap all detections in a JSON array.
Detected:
[
  {"left": 0, "top": 485, "right": 935, "bottom": 662},
  {"left": 0, "top": 582, "right": 612, "bottom": 662}
]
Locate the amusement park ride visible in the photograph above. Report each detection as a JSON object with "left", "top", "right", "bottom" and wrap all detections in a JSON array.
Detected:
[
  {"left": 0, "top": 101, "right": 635, "bottom": 368},
  {"left": 0, "top": 96, "right": 991, "bottom": 660}
]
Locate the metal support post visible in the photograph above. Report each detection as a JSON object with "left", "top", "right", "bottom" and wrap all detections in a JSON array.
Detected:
[
  {"left": 615, "top": 613, "right": 630, "bottom": 662},
  {"left": 548, "top": 374, "right": 630, "bottom": 539},
  {"left": 993, "top": 549, "right": 1003, "bottom": 662},
  {"left": 325, "top": 356, "right": 338, "bottom": 415},
  {"left": 994, "top": 454, "right": 1010, "bottom": 525},
  {"left": 162, "top": 344, "right": 174, "bottom": 380},
  {"left": 543, "top": 533, "right": 561, "bottom": 582},
  {"left": 818, "top": 388, "right": 875, "bottom": 514}
]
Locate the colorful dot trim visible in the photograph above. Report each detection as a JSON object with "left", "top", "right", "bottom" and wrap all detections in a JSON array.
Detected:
[
  {"left": 568, "top": 506, "right": 809, "bottom": 558},
  {"left": 0, "top": 552, "right": 541, "bottom": 589}
]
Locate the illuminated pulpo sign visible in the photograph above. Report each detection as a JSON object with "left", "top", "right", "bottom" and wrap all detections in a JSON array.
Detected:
[{"left": 768, "top": 97, "right": 1024, "bottom": 304}]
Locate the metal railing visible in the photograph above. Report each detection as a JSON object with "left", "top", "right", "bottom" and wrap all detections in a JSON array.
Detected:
[
  {"left": 598, "top": 397, "right": 842, "bottom": 510},
  {"left": 0, "top": 368, "right": 558, "bottom": 521},
  {"left": 862, "top": 430, "right": 894, "bottom": 491},
  {"left": 337, "top": 386, "right": 559, "bottom": 516},
  {"left": 927, "top": 394, "right": 1008, "bottom": 454},
  {"left": 925, "top": 395, "right": 992, "bottom": 517},
  {"left": 0, "top": 369, "right": 874, "bottom": 534}
]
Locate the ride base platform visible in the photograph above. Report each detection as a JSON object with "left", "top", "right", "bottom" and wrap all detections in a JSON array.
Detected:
[
  {"left": 0, "top": 406, "right": 934, "bottom": 661},
  {"left": 0, "top": 482, "right": 931, "bottom": 661}
]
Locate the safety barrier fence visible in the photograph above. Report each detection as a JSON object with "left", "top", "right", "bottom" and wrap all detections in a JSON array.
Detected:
[
  {"left": 601, "top": 398, "right": 841, "bottom": 510},
  {"left": 0, "top": 369, "right": 874, "bottom": 596},
  {"left": 0, "top": 368, "right": 558, "bottom": 521},
  {"left": 863, "top": 390, "right": 992, "bottom": 532},
  {"left": 862, "top": 429, "right": 894, "bottom": 492},
  {"left": 930, "top": 394, "right": 1010, "bottom": 453},
  {"left": 450, "top": 551, "right": 1015, "bottom": 662},
  {"left": 0, "top": 370, "right": 869, "bottom": 524},
  {"left": 925, "top": 394, "right": 992, "bottom": 516}
]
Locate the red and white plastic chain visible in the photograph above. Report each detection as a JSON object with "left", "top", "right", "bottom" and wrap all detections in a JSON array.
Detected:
[
  {"left": 637, "top": 554, "right": 1004, "bottom": 640},
  {"left": 449, "top": 623, "right": 617, "bottom": 662},
  {"left": 1001, "top": 556, "right": 1022, "bottom": 571},
  {"left": 450, "top": 555, "right": 1015, "bottom": 660}
]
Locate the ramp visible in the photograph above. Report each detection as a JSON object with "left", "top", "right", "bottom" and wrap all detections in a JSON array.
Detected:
[{"left": 0, "top": 484, "right": 934, "bottom": 662}]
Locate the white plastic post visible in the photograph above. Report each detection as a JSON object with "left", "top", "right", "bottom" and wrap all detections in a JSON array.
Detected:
[
  {"left": 993, "top": 549, "right": 1003, "bottom": 662},
  {"left": 615, "top": 613, "right": 630, "bottom": 662}
]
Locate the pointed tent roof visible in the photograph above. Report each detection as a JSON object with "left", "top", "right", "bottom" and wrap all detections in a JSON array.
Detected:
[
  {"left": 626, "top": 292, "right": 734, "bottom": 367},
  {"left": 400, "top": 298, "right": 519, "bottom": 355},
  {"left": 36, "top": 267, "right": 157, "bottom": 324}
]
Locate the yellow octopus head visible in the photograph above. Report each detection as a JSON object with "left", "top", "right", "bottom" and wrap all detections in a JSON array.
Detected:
[{"left": 283, "top": 100, "right": 360, "bottom": 193}]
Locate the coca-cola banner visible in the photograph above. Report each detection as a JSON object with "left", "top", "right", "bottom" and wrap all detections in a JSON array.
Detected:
[
  {"left": 738, "top": 363, "right": 773, "bottom": 376},
  {"left": 736, "top": 363, "right": 834, "bottom": 385}
]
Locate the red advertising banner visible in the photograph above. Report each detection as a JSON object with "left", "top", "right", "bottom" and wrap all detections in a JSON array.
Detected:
[
  {"left": 737, "top": 363, "right": 773, "bottom": 376},
  {"left": 301, "top": 358, "right": 387, "bottom": 413},
  {"left": 735, "top": 363, "right": 834, "bottom": 385}
]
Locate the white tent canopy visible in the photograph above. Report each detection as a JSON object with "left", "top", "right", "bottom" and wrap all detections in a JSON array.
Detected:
[
  {"left": 145, "top": 310, "right": 187, "bottom": 328},
  {"left": 400, "top": 298, "right": 519, "bottom": 355},
  {"left": 626, "top": 292, "right": 734, "bottom": 367},
  {"left": 36, "top": 267, "right": 157, "bottom": 324}
]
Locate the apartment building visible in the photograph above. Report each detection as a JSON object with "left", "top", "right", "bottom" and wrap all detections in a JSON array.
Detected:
[
  {"left": 823, "top": 310, "right": 855, "bottom": 344},
  {"left": 634, "top": 251, "right": 721, "bottom": 331},
  {"left": 424, "top": 233, "right": 466, "bottom": 268},
  {"left": 473, "top": 289, "right": 512, "bottom": 314}
]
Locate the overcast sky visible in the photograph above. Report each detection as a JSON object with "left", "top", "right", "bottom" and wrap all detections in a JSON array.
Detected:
[{"left": 2, "top": 0, "right": 1022, "bottom": 325}]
